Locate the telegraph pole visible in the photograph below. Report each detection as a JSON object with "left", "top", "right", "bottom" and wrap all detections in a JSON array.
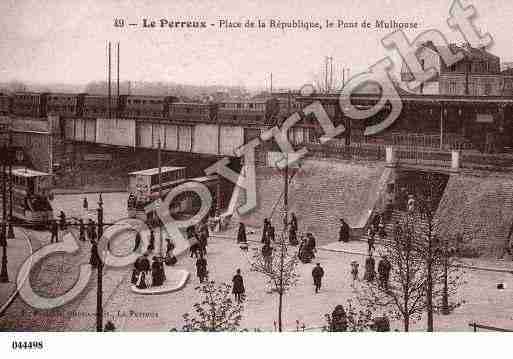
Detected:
[{"left": 158, "top": 139, "right": 163, "bottom": 257}]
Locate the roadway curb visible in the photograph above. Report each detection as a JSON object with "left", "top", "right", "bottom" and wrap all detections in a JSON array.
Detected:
[
  {"left": 52, "top": 188, "right": 126, "bottom": 195},
  {"left": 0, "top": 228, "right": 33, "bottom": 317},
  {"left": 212, "top": 233, "right": 513, "bottom": 274}
]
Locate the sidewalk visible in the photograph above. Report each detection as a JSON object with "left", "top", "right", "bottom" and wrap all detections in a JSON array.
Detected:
[
  {"left": 321, "top": 240, "right": 513, "bottom": 274},
  {"left": 211, "top": 225, "right": 513, "bottom": 274},
  {"left": 0, "top": 228, "right": 33, "bottom": 315}
]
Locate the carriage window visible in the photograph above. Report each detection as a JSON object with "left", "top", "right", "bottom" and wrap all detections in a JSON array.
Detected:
[{"left": 27, "top": 178, "right": 35, "bottom": 193}]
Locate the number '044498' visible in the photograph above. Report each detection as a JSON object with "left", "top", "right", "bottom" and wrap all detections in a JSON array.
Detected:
[{"left": 12, "top": 341, "right": 44, "bottom": 350}]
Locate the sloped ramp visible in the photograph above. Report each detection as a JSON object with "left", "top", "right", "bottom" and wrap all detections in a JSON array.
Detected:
[
  {"left": 435, "top": 175, "right": 513, "bottom": 256},
  {"left": 234, "top": 159, "right": 387, "bottom": 245}
]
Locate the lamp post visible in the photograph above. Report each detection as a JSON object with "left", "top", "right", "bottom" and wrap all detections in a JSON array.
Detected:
[
  {"left": 96, "top": 193, "right": 104, "bottom": 332},
  {"left": 7, "top": 132, "right": 14, "bottom": 240}
]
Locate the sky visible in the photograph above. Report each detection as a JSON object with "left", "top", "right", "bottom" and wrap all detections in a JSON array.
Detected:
[{"left": 1, "top": 0, "right": 512, "bottom": 90}]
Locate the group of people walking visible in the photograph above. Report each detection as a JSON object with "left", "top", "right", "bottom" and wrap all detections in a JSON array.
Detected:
[
  {"left": 355, "top": 254, "right": 392, "bottom": 289},
  {"left": 131, "top": 253, "right": 167, "bottom": 289}
]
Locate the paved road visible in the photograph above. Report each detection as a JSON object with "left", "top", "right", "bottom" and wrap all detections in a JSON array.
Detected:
[{"left": 3, "top": 192, "right": 513, "bottom": 331}]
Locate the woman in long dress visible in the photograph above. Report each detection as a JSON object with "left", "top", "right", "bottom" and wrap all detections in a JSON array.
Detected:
[{"left": 237, "top": 222, "right": 247, "bottom": 243}]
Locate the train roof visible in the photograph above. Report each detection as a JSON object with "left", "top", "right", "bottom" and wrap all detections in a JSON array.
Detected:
[
  {"left": 11, "top": 167, "right": 52, "bottom": 177},
  {"left": 189, "top": 175, "right": 219, "bottom": 182},
  {"left": 128, "top": 166, "right": 186, "bottom": 176}
]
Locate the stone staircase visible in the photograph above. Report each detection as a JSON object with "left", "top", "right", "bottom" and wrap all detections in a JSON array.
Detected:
[{"left": 358, "top": 209, "right": 431, "bottom": 244}]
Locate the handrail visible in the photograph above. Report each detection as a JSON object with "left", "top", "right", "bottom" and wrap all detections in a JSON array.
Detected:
[{"left": 468, "top": 322, "right": 513, "bottom": 332}]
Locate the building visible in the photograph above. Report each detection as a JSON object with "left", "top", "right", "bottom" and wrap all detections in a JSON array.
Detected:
[{"left": 401, "top": 42, "right": 513, "bottom": 96}]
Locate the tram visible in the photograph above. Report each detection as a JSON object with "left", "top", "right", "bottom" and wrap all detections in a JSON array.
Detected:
[
  {"left": 2, "top": 167, "right": 54, "bottom": 226},
  {"left": 127, "top": 167, "right": 224, "bottom": 221}
]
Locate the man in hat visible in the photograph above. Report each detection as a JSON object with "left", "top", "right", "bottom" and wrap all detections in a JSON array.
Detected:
[
  {"left": 339, "top": 218, "right": 350, "bottom": 242},
  {"left": 312, "top": 263, "right": 325, "bottom": 293},
  {"left": 232, "top": 269, "right": 245, "bottom": 303},
  {"left": 378, "top": 255, "right": 392, "bottom": 289}
]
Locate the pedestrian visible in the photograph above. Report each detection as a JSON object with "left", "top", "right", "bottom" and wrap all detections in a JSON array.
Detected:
[
  {"left": 79, "top": 218, "right": 86, "bottom": 242},
  {"left": 151, "top": 256, "right": 165, "bottom": 287},
  {"left": 59, "top": 211, "right": 67, "bottom": 231},
  {"left": 196, "top": 253, "right": 208, "bottom": 283},
  {"left": 378, "top": 255, "right": 392, "bottom": 289},
  {"left": 131, "top": 256, "right": 142, "bottom": 285},
  {"left": 262, "top": 218, "right": 271, "bottom": 243},
  {"left": 339, "top": 218, "right": 350, "bottom": 242},
  {"left": 165, "top": 237, "right": 177, "bottom": 266},
  {"left": 50, "top": 220, "right": 59, "bottom": 243},
  {"left": 148, "top": 229, "right": 155, "bottom": 252},
  {"left": 136, "top": 253, "right": 151, "bottom": 289},
  {"left": 407, "top": 194, "right": 416, "bottom": 213},
  {"left": 350, "top": 260, "right": 359, "bottom": 283},
  {"left": 237, "top": 222, "right": 247, "bottom": 244},
  {"left": 88, "top": 219, "right": 96, "bottom": 242},
  {"left": 312, "top": 263, "right": 325, "bottom": 293},
  {"left": 187, "top": 226, "right": 200, "bottom": 258},
  {"left": 364, "top": 254, "right": 376, "bottom": 282},
  {"left": 133, "top": 231, "right": 142, "bottom": 252},
  {"left": 288, "top": 224, "right": 298, "bottom": 246},
  {"left": 232, "top": 269, "right": 245, "bottom": 303},
  {"left": 306, "top": 233, "right": 316, "bottom": 256},
  {"left": 290, "top": 213, "right": 298, "bottom": 232},
  {"left": 199, "top": 226, "right": 208, "bottom": 256},
  {"left": 262, "top": 242, "right": 273, "bottom": 269},
  {"left": 367, "top": 227, "right": 376, "bottom": 255},
  {"left": 83, "top": 197, "right": 88, "bottom": 211},
  {"left": 268, "top": 225, "right": 276, "bottom": 243}
]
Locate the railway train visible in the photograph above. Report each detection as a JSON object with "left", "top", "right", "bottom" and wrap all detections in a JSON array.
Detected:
[{"left": 0, "top": 91, "right": 281, "bottom": 125}]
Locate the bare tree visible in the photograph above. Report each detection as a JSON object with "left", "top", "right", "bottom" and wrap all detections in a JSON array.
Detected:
[
  {"left": 250, "top": 232, "right": 299, "bottom": 332},
  {"left": 357, "top": 214, "right": 428, "bottom": 332},
  {"left": 413, "top": 172, "right": 464, "bottom": 331},
  {"left": 177, "top": 281, "right": 243, "bottom": 332}
]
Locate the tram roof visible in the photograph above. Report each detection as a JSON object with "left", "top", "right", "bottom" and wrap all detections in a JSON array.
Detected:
[
  {"left": 128, "top": 166, "right": 186, "bottom": 176},
  {"left": 11, "top": 167, "right": 52, "bottom": 177},
  {"left": 190, "top": 175, "right": 219, "bottom": 182}
]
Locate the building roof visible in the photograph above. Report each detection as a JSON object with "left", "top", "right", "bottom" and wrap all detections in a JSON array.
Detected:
[{"left": 129, "top": 166, "right": 186, "bottom": 176}]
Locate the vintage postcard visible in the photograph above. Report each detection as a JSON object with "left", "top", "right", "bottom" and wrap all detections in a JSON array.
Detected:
[{"left": 1, "top": 0, "right": 513, "bottom": 350}]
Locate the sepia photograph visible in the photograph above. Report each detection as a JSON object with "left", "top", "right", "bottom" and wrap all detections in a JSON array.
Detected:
[{"left": 1, "top": 0, "right": 513, "bottom": 354}]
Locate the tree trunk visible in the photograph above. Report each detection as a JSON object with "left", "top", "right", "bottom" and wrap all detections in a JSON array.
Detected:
[
  {"left": 278, "top": 291, "right": 283, "bottom": 332},
  {"left": 404, "top": 316, "right": 410, "bottom": 332},
  {"left": 442, "top": 252, "right": 449, "bottom": 315},
  {"left": 426, "top": 225, "right": 434, "bottom": 332}
]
